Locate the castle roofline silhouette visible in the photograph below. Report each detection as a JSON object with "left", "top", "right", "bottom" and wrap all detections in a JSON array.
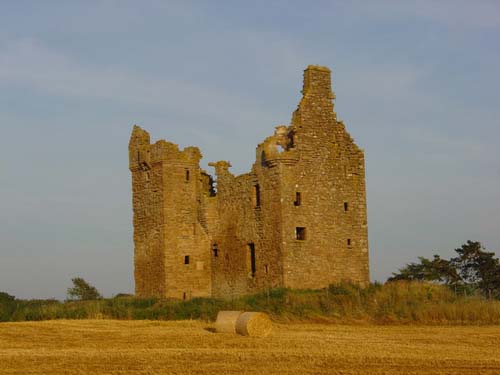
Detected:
[{"left": 129, "top": 65, "right": 369, "bottom": 299}]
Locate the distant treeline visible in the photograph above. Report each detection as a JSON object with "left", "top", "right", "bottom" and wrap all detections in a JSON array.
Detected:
[{"left": 1, "top": 281, "right": 499, "bottom": 325}]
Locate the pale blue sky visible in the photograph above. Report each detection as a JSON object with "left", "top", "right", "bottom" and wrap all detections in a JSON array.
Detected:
[{"left": 1, "top": 1, "right": 499, "bottom": 299}]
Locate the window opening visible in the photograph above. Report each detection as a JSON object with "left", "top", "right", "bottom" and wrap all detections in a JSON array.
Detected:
[
  {"left": 185, "top": 169, "right": 190, "bottom": 182},
  {"left": 208, "top": 175, "right": 217, "bottom": 196},
  {"left": 254, "top": 184, "right": 261, "bottom": 207},
  {"left": 212, "top": 243, "right": 218, "bottom": 258},
  {"left": 183, "top": 292, "right": 186, "bottom": 300},
  {"left": 294, "top": 192, "right": 302, "bottom": 206},
  {"left": 184, "top": 255, "right": 190, "bottom": 265},
  {"left": 344, "top": 202, "right": 349, "bottom": 211},
  {"left": 248, "top": 243, "right": 256, "bottom": 277},
  {"left": 296, "top": 227, "right": 306, "bottom": 240},
  {"left": 265, "top": 265, "right": 269, "bottom": 274},
  {"left": 347, "top": 239, "right": 352, "bottom": 246}
]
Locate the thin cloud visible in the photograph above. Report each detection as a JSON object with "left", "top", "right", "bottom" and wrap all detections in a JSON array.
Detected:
[
  {"left": 0, "top": 38, "right": 278, "bottom": 129},
  {"left": 349, "top": 0, "right": 500, "bottom": 29}
]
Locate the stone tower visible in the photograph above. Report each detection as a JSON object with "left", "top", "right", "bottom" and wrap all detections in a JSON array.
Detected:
[{"left": 129, "top": 65, "right": 369, "bottom": 299}]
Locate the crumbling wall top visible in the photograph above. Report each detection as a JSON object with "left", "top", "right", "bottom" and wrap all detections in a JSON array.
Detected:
[
  {"left": 129, "top": 125, "right": 150, "bottom": 147},
  {"left": 208, "top": 161, "right": 232, "bottom": 177},
  {"left": 129, "top": 125, "right": 202, "bottom": 166}
]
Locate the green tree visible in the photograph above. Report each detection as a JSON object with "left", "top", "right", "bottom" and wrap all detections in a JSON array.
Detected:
[
  {"left": 389, "top": 255, "right": 459, "bottom": 285},
  {"left": 451, "top": 241, "right": 500, "bottom": 299},
  {"left": 389, "top": 241, "right": 499, "bottom": 299},
  {"left": 67, "top": 277, "right": 102, "bottom": 301},
  {"left": 0, "top": 292, "right": 17, "bottom": 321}
]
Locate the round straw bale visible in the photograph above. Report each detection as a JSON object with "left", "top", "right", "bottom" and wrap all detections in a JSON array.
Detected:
[
  {"left": 214, "top": 311, "right": 244, "bottom": 334},
  {"left": 235, "top": 312, "right": 272, "bottom": 337}
]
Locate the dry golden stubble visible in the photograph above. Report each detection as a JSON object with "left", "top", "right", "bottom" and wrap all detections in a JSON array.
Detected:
[{"left": 0, "top": 320, "right": 499, "bottom": 375}]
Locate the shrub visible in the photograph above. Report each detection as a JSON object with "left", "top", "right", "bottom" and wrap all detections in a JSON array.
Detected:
[{"left": 0, "top": 292, "right": 17, "bottom": 322}]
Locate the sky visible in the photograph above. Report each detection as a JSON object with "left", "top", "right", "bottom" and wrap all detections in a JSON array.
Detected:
[{"left": 1, "top": 0, "right": 499, "bottom": 300}]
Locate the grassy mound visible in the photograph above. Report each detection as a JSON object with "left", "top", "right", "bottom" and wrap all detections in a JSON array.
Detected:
[{"left": 1, "top": 281, "right": 499, "bottom": 324}]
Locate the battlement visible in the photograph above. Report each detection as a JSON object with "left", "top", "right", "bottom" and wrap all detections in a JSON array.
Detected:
[{"left": 129, "top": 127, "right": 202, "bottom": 171}]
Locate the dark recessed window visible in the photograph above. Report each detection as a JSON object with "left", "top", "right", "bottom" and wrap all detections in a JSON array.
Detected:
[
  {"left": 212, "top": 243, "right": 218, "bottom": 258},
  {"left": 185, "top": 169, "right": 190, "bottom": 182},
  {"left": 294, "top": 192, "right": 302, "bottom": 206},
  {"left": 344, "top": 202, "right": 349, "bottom": 211},
  {"left": 347, "top": 239, "right": 352, "bottom": 246},
  {"left": 183, "top": 292, "right": 186, "bottom": 300},
  {"left": 265, "top": 265, "right": 269, "bottom": 274},
  {"left": 184, "top": 255, "right": 190, "bottom": 265},
  {"left": 254, "top": 184, "right": 261, "bottom": 207},
  {"left": 296, "top": 227, "right": 306, "bottom": 241},
  {"left": 248, "top": 243, "right": 256, "bottom": 277}
]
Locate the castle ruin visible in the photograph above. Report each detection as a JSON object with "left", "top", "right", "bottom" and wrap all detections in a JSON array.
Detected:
[{"left": 129, "top": 65, "right": 369, "bottom": 299}]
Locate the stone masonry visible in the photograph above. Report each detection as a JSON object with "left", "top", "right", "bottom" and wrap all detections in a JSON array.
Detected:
[{"left": 129, "top": 65, "right": 369, "bottom": 299}]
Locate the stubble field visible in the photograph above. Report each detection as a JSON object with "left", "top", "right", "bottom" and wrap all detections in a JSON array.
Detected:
[{"left": 0, "top": 320, "right": 499, "bottom": 375}]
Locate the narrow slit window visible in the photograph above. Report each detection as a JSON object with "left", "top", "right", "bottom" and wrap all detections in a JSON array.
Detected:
[
  {"left": 294, "top": 192, "right": 302, "bottom": 206},
  {"left": 265, "top": 264, "right": 269, "bottom": 274},
  {"left": 248, "top": 243, "right": 256, "bottom": 277},
  {"left": 183, "top": 292, "right": 186, "bottom": 300},
  {"left": 296, "top": 227, "right": 306, "bottom": 241},
  {"left": 212, "top": 243, "right": 218, "bottom": 258},
  {"left": 347, "top": 239, "right": 352, "bottom": 246},
  {"left": 185, "top": 169, "right": 190, "bottom": 182},
  {"left": 254, "top": 184, "right": 261, "bottom": 207},
  {"left": 344, "top": 202, "right": 349, "bottom": 211},
  {"left": 184, "top": 255, "right": 190, "bottom": 265}
]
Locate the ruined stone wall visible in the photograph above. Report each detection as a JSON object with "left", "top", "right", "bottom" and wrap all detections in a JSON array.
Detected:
[
  {"left": 129, "top": 126, "right": 166, "bottom": 297},
  {"left": 129, "top": 128, "right": 212, "bottom": 299},
  {"left": 209, "top": 167, "right": 255, "bottom": 297},
  {"left": 282, "top": 66, "right": 369, "bottom": 288},
  {"left": 129, "top": 65, "right": 369, "bottom": 299},
  {"left": 208, "top": 159, "right": 285, "bottom": 298}
]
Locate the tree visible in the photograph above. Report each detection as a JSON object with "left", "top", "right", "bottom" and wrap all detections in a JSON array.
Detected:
[
  {"left": 389, "top": 255, "right": 459, "bottom": 285},
  {"left": 67, "top": 277, "right": 102, "bottom": 301},
  {"left": 0, "top": 292, "right": 17, "bottom": 322},
  {"left": 389, "top": 241, "right": 499, "bottom": 299},
  {"left": 0, "top": 292, "right": 15, "bottom": 303},
  {"left": 451, "top": 241, "right": 500, "bottom": 299}
]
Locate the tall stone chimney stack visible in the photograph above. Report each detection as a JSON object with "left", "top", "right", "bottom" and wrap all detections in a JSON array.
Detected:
[{"left": 301, "top": 65, "right": 335, "bottom": 100}]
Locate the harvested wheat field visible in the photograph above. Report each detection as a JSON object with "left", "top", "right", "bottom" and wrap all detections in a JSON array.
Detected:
[{"left": 0, "top": 320, "right": 499, "bottom": 375}]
